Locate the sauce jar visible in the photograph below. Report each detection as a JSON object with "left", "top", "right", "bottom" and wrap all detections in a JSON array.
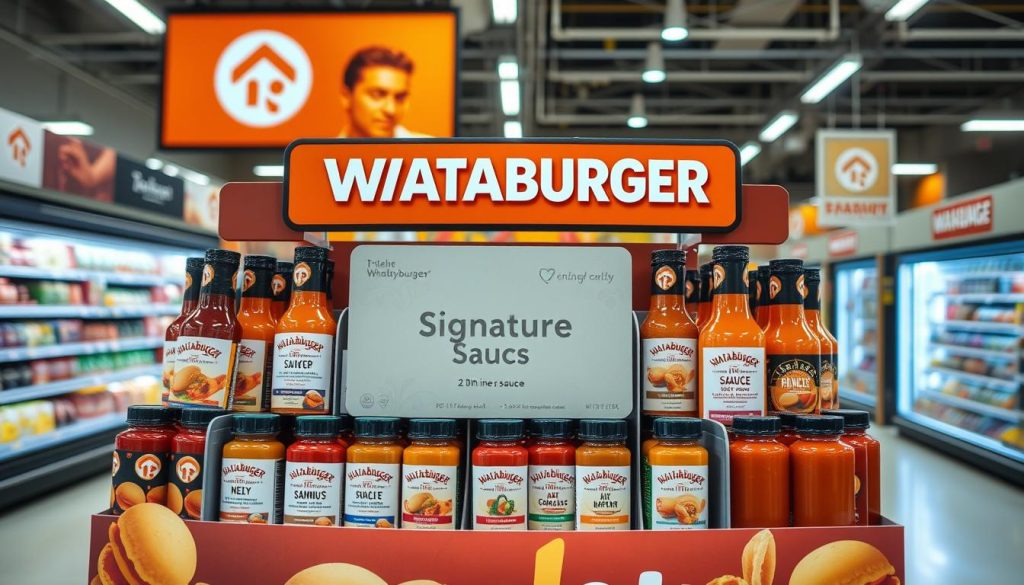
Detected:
[
  {"left": 472, "top": 419, "right": 528, "bottom": 531},
  {"left": 527, "top": 418, "right": 575, "bottom": 531},
  {"left": 826, "top": 409, "right": 881, "bottom": 525},
  {"left": 285, "top": 415, "right": 345, "bottom": 526},
  {"left": 575, "top": 419, "right": 631, "bottom": 531},
  {"left": 112, "top": 406, "right": 175, "bottom": 514},
  {"left": 220, "top": 413, "right": 284, "bottom": 524},
  {"left": 791, "top": 415, "right": 854, "bottom": 527},
  {"left": 729, "top": 415, "right": 789, "bottom": 528},
  {"left": 401, "top": 418, "right": 460, "bottom": 530},
  {"left": 646, "top": 417, "right": 708, "bottom": 530},
  {"left": 345, "top": 417, "right": 403, "bottom": 528},
  {"left": 169, "top": 407, "right": 225, "bottom": 519}
]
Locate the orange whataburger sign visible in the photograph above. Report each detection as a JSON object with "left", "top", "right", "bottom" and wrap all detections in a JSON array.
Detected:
[{"left": 284, "top": 139, "right": 741, "bottom": 232}]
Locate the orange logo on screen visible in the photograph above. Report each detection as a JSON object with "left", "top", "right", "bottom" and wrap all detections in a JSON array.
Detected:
[
  {"left": 7, "top": 127, "right": 30, "bottom": 167},
  {"left": 271, "top": 274, "right": 286, "bottom": 295},
  {"left": 655, "top": 266, "right": 677, "bottom": 291},
  {"left": 214, "top": 31, "right": 313, "bottom": 128},
  {"left": 135, "top": 454, "right": 162, "bottom": 481},
  {"left": 768, "top": 276, "right": 782, "bottom": 299},
  {"left": 712, "top": 265, "right": 726, "bottom": 290},
  {"left": 293, "top": 262, "right": 312, "bottom": 287},
  {"left": 243, "top": 269, "right": 256, "bottom": 291},
  {"left": 176, "top": 456, "right": 201, "bottom": 483},
  {"left": 201, "top": 265, "right": 214, "bottom": 287}
]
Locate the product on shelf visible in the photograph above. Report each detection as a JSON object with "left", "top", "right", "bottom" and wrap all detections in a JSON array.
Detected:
[
  {"left": 699, "top": 246, "right": 767, "bottom": 426},
  {"left": 169, "top": 407, "right": 225, "bottom": 520},
  {"left": 765, "top": 259, "right": 821, "bottom": 415},
  {"left": 220, "top": 413, "right": 284, "bottom": 524},
  {"left": 401, "top": 418, "right": 460, "bottom": 530},
  {"left": 645, "top": 417, "right": 708, "bottom": 531},
  {"left": 684, "top": 269, "right": 700, "bottom": 323},
  {"left": 805, "top": 269, "right": 839, "bottom": 410},
  {"left": 285, "top": 416, "right": 346, "bottom": 527},
  {"left": 825, "top": 409, "right": 882, "bottom": 526},
  {"left": 162, "top": 257, "right": 204, "bottom": 404},
  {"left": 472, "top": 418, "right": 528, "bottom": 531},
  {"left": 271, "top": 247, "right": 336, "bottom": 415},
  {"left": 791, "top": 415, "right": 855, "bottom": 527},
  {"left": 526, "top": 418, "right": 575, "bottom": 531},
  {"left": 755, "top": 265, "right": 771, "bottom": 330},
  {"left": 172, "top": 249, "right": 242, "bottom": 409},
  {"left": 575, "top": 418, "right": 630, "bottom": 531},
  {"left": 235, "top": 255, "right": 277, "bottom": 412},
  {"left": 729, "top": 416, "right": 789, "bottom": 528},
  {"left": 271, "top": 261, "right": 294, "bottom": 323},
  {"left": 747, "top": 270, "right": 759, "bottom": 317},
  {"left": 640, "top": 249, "right": 699, "bottom": 417},
  {"left": 111, "top": 406, "right": 175, "bottom": 515},
  {"left": 345, "top": 417, "right": 403, "bottom": 528},
  {"left": 696, "top": 262, "right": 713, "bottom": 328}
]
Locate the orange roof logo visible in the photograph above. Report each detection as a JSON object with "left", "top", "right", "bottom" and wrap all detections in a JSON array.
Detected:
[
  {"left": 7, "top": 126, "right": 30, "bottom": 167},
  {"left": 214, "top": 31, "right": 312, "bottom": 128},
  {"left": 834, "top": 147, "right": 879, "bottom": 193}
]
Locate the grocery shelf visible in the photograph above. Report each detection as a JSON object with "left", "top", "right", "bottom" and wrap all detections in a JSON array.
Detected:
[
  {"left": 0, "top": 304, "right": 180, "bottom": 319},
  {"left": 0, "top": 412, "right": 125, "bottom": 463},
  {"left": 936, "top": 292, "right": 1024, "bottom": 304},
  {"left": 894, "top": 413, "right": 1024, "bottom": 486},
  {"left": 935, "top": 320, "right": 1024, "bottom": 335},
  {"left": 944, "top": 271, "right": 1024, "bottom": 280},
  {"left": 926, "top": 366, "right": 1020, "bottom": 391},
  {"left": 0, "top": 264, "right": 173, "bottom": 287},
  {"left": 918, "top": 389, "right": 1022, "bottom": 423},
  {"left": 929, "top": 343, "right": 1020, "bottom": 361},
  {"left": 0, "top": 336, "right": 163, "bottom": 364},
  {"left": 0, "top": 364, "right": 161, "bottom": 405}
]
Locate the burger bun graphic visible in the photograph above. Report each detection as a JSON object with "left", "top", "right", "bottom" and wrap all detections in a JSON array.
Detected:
[
  {"left": 788, "top": 540, "right": 899, "bottom": 585},
  {"left": 286, "top": 563, "right": 387, "bottom": 585},
  {"left": 95, "top": 503, "right": 196, "bottom": 585}
]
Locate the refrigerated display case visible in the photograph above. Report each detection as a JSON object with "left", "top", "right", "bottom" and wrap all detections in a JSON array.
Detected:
[{"left": 834, "top": 259, "right": 881, "bottom": 410}]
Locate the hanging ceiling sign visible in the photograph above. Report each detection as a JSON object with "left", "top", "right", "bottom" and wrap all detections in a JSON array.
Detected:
[{"left": 815, "top": 129, "right": 896, "bottom": 227}]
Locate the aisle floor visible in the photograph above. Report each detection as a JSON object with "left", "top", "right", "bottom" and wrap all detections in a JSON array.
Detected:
[{"left": 0, "top": 427, "right": 1021, "bottom": 583}]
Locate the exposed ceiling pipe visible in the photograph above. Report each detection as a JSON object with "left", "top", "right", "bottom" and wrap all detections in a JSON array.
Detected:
[
  {"left": 548, "top": 47, "right": 1024, "bottom": 61},
  {"left": 547, "top": 70, "right": 1020, "bottom": 84},
  {"left": 536, "top": 113, "right": 971, "bottom": 126}
]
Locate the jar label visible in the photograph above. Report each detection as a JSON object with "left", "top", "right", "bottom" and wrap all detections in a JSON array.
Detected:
[
  {"left": 472, "top": 465, "right": 528, "bottom": 530},
  {"left": 649, "top": 464, "right": 709, "bottom": 530},
  {"left": 168, "top": 452, "right": 204, "bottom": 520},
  {"left": 401, "top": 464, "right": 458, "bottom": 530},
  {"left": 271, "top": 332, "right": 334, "bottom": 413},
  {"left": 219, "top": 457, "right": 283, "bottom": 524},
  {"left": 575, "top": 465, "right": 631, "bottom": 531},
  {"left": 161, "top": 339, "right": 176, "bottom": 404},
  {"left": 819, "top": 354, "right": 837, "bottom": 410},
  {"left": 700, "top": 347, "right": 766, "bottom": 426},
  {"left": 234, "top": 339, "right": 270, "bottom": 412},
  {"left": 527, "top": 464, "right": 575, "bottom": 530},
  {"left": 768, "top": 354, "right": 820, "bottom": 414},
  {"left": 284, "top": 461, "right": 344, "bottom": 526},
  {"left": 170, "top": 336, "right": 237, "bottom": 409},
  {"left": 642, "top": 337, "right": 698, "bottom": 413},
  {"left": 344, "top": 463, "right": 400, "bottom": 528},
  {"left": 111, "top": 448, "right": 169, "bottom": 515}
]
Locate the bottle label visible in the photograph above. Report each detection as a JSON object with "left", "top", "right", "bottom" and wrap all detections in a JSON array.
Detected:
[
  {"left": 575, "top": 465, "right": 631, "bottom": 531},
  {"left": 161, "top": 339, "right": 176, "bottom": 404},
  {"left": 642, "top": 338, "right": 697, "bottom": 413},
  {"left": 111, "top": 448, "right": 170, "bottom": 514},
  {"left": 242, "top": 267, "right": 273, "bottom": 299},
  {"left": 768, "top": 271, "right": 807, "bottom": 305},
  {"left": 293, "top": 260, "right": 328, "bottom": 293},
  {"left": 711, "top": 260, "right": 749, "bottom": 295},
  {"left": 200, "top": 261, "right": 239, "bottom": 297},
  {"left": 472, "top": 465, "right": 528, "bottom": 530},
  {"left": 527, "top": 464, "right": 575, "bottom": 530},
  {"left": 219, "top": 457, "right": 283, "bottom": 524},
  {"left": 284, "top": 461, "right": 344, "bottom": 526},
  {"left": 401, "top": 464, "right": 458, "bottom": 530},
  {"left": 271, "top": 332, "right": 334, "bottom": 413},
  {"left": 768, "top": 354, "right": 820, "bottom": 414},
  {"left": 169, "top": 336, "right": 237, "bottom": 409},
  {"left": 819, "top": 354, "right": 837, "bottom": 410},
  {"left": 649, "top": 464, "right": 709, "bottom": 530},
  {"left": 701, "top": 347, "right": 766, "bottom": 425},
  {"left": 344, "top": 463, "right": 400, "bottom": 528},
  {"left": 234, "top": 339, "right": 270, "bottom": 412},
  {"left": 168, "top": 452, "right": 204, "bottom": 520},
  {"left": 651, "top": 263, "right": 684, "bottom": 295}
]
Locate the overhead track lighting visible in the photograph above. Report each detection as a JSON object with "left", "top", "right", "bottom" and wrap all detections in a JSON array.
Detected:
[
  {"left": 739, "top": 142, "right": 762, "bottom": 166},
  {"left": 892, "top": 163, "right": 938, "bottom": 176},
  {"left": 758, "top": 110, "right": 799, "bottom": 143},
  {"left": 497, "top": 56, "right": 519, "bottom": 81},
  {"left": 102, "top": 0, "right": 166, "bottom": 34},
  {"left": 41, "top": 121, "right": 94, "bottom": 136},
  {"left": 800, "top": 54, "right": 862, "bottom": 104},
  {"left": 662, "top": 0, "right": 689, "bottom": 42},
  {"left": 642, "top": 42, "right": 667, "bottom": 84},
  {"left": 253, "top": 165, "right": 284, "bottom": 177},
  {"left": 885, "top": 0, "right": 930, "bottom": 22},
  {"left": 627, "top": 93, "right": 648, "bottom": 129},
  {"left": 961, "top": 119, "right": 1024, "bottom": 132},
  {"left": 500, "top": 80, "right": 521, "bottom": 116},
  {"left": 503, "top": 121, "right": 523, "bottom": 138},
  {"left": 491, "top": 0, "right": 517, "bottom": 25}
]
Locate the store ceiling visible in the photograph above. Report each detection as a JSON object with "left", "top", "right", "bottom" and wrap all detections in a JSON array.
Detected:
[{"left": 1, "top": 0, "right": 1022, "bottom": 200}]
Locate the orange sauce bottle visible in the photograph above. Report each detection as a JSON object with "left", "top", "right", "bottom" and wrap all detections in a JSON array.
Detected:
[
  {"left": 755, "top": 266, "right": 771, "bottom": 330},
  {"left": 805, "top": 268, "right": 840, "bottom": 409},
  {"left": 345, "top": 417, "right": 404, "bottom": 528},
  {"left": 646, "top": 417, "right": 708, "bottom": 530},
  {"left": 826, "top": 409, "right": 881, "bottom": 526},
  {"left": 684, "top": 268, "right": 700, "bottom": 324},
  {"left": 791, "top": 415, "right": 855, "bottom": 526},
  {"left": 270, "top": 261, "right": 293, "bottom": 323},
  {"left": 575, "top": 419, "right": 631, "bottom": 531},
  {"left": 747, "top": 269, "right": 759, "bottom": 317},
  {"left": 271, "top": 247, "right": 337, "bottom": 415},
  {"left": 696, "top": 262, "right": 713, "bottom": 328},
  {"left": 401, "top": 418, "right": 460, "bottom": 530},
  {"left": 220, "top": 413, "right": 285, "bottom": 524},
  {"left": 234, "top": 255, "right": 277, "bottom": 412},
  {"left": 729, "top": 416, "right": 789, "bottom": 528},
  {"left": 764, "top": 259, "right": 821, "bottom": 415},
  {"left": 698, "top": 246, "right": 766, "bottom": 427},
  {"left": 641, "top": 250, "right": 699, "bottom": 417}
]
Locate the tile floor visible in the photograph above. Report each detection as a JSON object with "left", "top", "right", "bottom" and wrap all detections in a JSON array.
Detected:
[{"left": 0, "top": 426, "right": 1021, "bottom": 584}]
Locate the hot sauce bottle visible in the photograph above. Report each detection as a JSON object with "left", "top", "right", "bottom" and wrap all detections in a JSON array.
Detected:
[
  {"left": 575, "top": 419, "right": 631, "bottom": 531},
  {"left": 684, "top": 268, "right": 700, "bottom": 324},
  {"left": 270, "top": 261, "right": 293, "bottom": 323},
  {"left": 162, "top": 257, "right": 204, "bottom": 405},
  {"left": 696, "top": 262, "right": 714, "bottom": 328},
  {"left": 172, "top": 249, "right": 242, "bottom": 409},
  {"left": 646, "top": 417, "right": 708, "bottom": 531},
  {"left": 401, "top": 418, "right": 461, "bottom": 530},
  {"left": 756, "top": 265, "right": 771, "bottom": 330},
  {"left": 641, "top": 250, "right": 699, "bottom": 417},
  {"left": 729, "top": 416, "right": 789, "bottom": 528},
  {"left": 747, "top": 269, "right": 759, "bottom": 316},
  {"left": 765, "top": 259, "right": 821, "bottom": 415},
  {"left": 285, "top": 415, "right": 345, "bottom": 527},
  {"left": 791, "top": 415, "right": 855, "bottom": 527},
  {"left": 169, "top": 407, "right": 225, "bottom": 520},
  {"left": 345, "top": 417, "right": 403, "bottom": 528},
  {"left": 272, "top": 246, "right": 336, "bottom": 415},
  {"left": 826, "top": 409, "right": 881, "bottom": 526},
  {"left": 220, "top": 413, "right": 285, "bottom": 524},
  {"left": 527, "top": 418, "right": 576, "bottom": 531},
  {"left": 805, "top": 269, "right": 840, "bottom": 409},
  {"left": 472, "top": 419, "right": 528, "bottom": 531},
  {"left": 698, "top": 246, "right": 766, "bottom": 427},
  {"left": 235, "top": 255, "right": 277, "bottom": 412},
  {"left": 111, "top": 406, "right": 176, "bottom": 514}
]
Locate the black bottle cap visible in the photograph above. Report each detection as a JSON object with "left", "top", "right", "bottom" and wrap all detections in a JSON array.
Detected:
[
  {"left": 204, "top": 248, "right": 241, "bottom": 266},
  {"left": 179, "top": 407, "right": 226, "bottom": 429},
  {"left": 166, "top": 405, "right": 183, "bottom": 423},
  {"left": 653, "top": 417, "right": 702, "bottom": 440},
  {"left": 769, "top": 258, "right": 804, "bottom": 273},
  {"left": 295, "top": 415, "right": 341, "bottom": 437},
  {"left": 757, "top": 265, "right": 770, "bottom": 278},
  {"left": 354, "top": 416, "right": 401, "bottom": 438},
  {"left": 232, "top": 413, "right": 280, "bottom": 435},
  {"left": 407, "top": 418, "right": 458, "bottom": 439},
  {"left": 699, "top": 262, "right": 713, "bottom": 276},
  {"left": 804, "top": 268, "right": 822, "bottom": 283},
  {"left": 529, "top": 418, "right": 574, "bottom": 439},
  {"left": 185, "top": 257, "right": 205, "bottom": 271},
  {"left": 244, "top": 255, "right": 277, "bottom": 270},
  {"left": 777, "top": 411, "right": 798, "bottom": 429},
  {"left": 338, "top": 414, "right": 353, "bottom": 433},
  {"left": 651, "top": 249, "right": 686, "bottom": 265},
  {"left": 712, "top": 245, "right": 750, "bottom": 262},
  {"left": 126, "top": 405, "right": 172, "bottom": 426},
  {"left": 822, "top": 409, "right": 871, "bottom": 430},
  {"left": 732, "top": 416, "right": 782, "bottom": 436},
  {"left": 795, "top": 415, "right": 844, "bottom": 435},
  {"left": 476, "top": 419, "right": 525, "bottom": 441},
  {"left": 578, "top": 419, "right": 628, "bottom": 442},
  {"left": 294, "top": 246, "right": 329, "bottom": 263},
  {"left": 275, "top": 261, "right": 294, "bottom": 274}
]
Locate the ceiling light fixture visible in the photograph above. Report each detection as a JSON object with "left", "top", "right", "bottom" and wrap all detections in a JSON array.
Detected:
[
  {"left": 41, "top": 121, "right": 94, "bottom": 136},
  {"left": 253, "top": 165, "right": 284, "bottom": 177},
  {"left": 642, "top": 42, "right": 667, "bottom": 84},
  {"left": 181, "top": 170, "right": 210, "bottom": 185},
  {"left": 758, "top": 110, "right": 799, "bottom": 143},
  {"left": 662, "top": 0, "right": 689, "bottom": 42},
  {"left": 491, "top": 0, "right": 517, "bottom": 25},
  {"left": 102, "top": 0, "right": 166, "bottom": 34},
  {"left": 497, "top": 56, "right": 519, "bottom": 80},
  {"left": 892, "top": 163, "right": 938, "bottom": 175},
  {"left": 739, "top": 142, "right": 762, "bottom": 166},
  {"left": 145, "top": 158, "right": 163, "bottom": 170},
  {"left": 885, "top": 0, "right": 931, "bottom": 22},
  {"left": 161, "top": 164, "right": 180, "bottom": 177},
  {"left": 961, "top": 119, "right": 1024, "bottom": 132},
  {"left": 800, "top": 54, "right": 862, "bottom": 104},
  {"left": 500, "top": 80, "right": 521, "bottom": 116},
  {"left": 627, "top": 93, "right": 648, "bottom": 129},
  {"left": 504, "top": 121, "right": 523, "bottom": 139}
]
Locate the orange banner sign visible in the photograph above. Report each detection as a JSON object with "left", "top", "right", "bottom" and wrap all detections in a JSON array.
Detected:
[{"left": 284, "top": 139, "right": 741, "bottom": 232}]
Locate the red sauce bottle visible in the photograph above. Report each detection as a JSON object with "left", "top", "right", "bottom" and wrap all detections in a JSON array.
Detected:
[
  {"left": 111, "top": 406, "right": 176, "bottom": 514},
  {"left": 285, "top": 415, "right": 345, "bottom": 526},
  {"left": 472, "top": 419, "right": 528, "bottom": 530},
  {"left": 161, "top": 257, "right": 204, "bottom": 404},
  {"left": 528, "top": 418, "right": 576, "bottom": 531},
  {"left": 826, "top": 409, "right": 881, "bottom": 525},
  {"left": 169, "top": 407, "right": 225, "bottom": 519},
  {"left": 791, "top": 415, "right": 855, "bottom": 527}
]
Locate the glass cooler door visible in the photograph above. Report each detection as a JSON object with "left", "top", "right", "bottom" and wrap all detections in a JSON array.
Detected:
[{"left": 835, "top": 259, "right": 880, "bottom": 408}]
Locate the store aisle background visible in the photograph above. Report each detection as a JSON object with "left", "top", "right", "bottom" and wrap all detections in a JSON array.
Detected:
[{"left": 0, "top": 427, "right": 1021, "bottom": 584}]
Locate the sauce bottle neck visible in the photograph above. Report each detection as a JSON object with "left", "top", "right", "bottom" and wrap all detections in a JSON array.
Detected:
[
  {"left": 710, "top": 293, "right": 755, "bottom": 320},
  {"left": 197, "top": 292, "right": 236, "bottom": 313},
  {"left": 768, "top": 303, "right": 807, "bottom": 325},
  {"left": 648, "top": 294, "right": 686, "bottom": 313},
  {"left": 239, "top": 296, "right": 273, "bottom": 314}
]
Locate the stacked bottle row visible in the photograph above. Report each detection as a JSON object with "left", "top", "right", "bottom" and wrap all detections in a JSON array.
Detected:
[{"left": 161, "top": 246, "right": 336, "bottom": 414}]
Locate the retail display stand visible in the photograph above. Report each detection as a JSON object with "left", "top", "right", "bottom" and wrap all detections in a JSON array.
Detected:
[{"left": 88, "top": 139, "right": 904, "bottom": 584}]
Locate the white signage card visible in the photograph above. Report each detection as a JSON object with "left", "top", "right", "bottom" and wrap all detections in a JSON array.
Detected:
[
  {"left": 0, "top": 107, "right": 44, "bottom": 188},
  {"left": 346, "top": 245, "right": 634, "bottom": 418}
]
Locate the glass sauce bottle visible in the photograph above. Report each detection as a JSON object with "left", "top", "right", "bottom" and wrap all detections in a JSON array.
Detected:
[
  {"left": 765, "top": 259, "right": 821, "bottom": 415},
  {"left": 472, "top": 419, "right": 528, "bottom": 531},
  {"left": 161, "top": 257, "right": 204, "bottom": 404},
  {"left": 791, "top": 415, "right": 854, "bottom": 527},
  {"left": 527, "top": 418, "right": 576, "bottom": 531},
  {"left": 575, "top": 419, "right": 631, "bottom": 531},
  {"left": 284, "top": 415, "right": 345, "bottom": 526},
  {"left": 696, "top": 262, "right": 714, "bottom": 328},
  {"left": 826, "top": 409, "right": 881, "bottom": 526},
  {"left": 646, "top": 417, "right": 708, "bottom": 531},
  {"left": 220, "top": 413, "right": 285, "bottom": 524},
  {"left": 345, "top": 417, "right": 403, "bottom": 528},
  {"left": 169, "top": 407, "right": 225, "bottom": 520},
  {"left": 401, "top": 418, "right": 461, "bottom": 530},
  {"left": 805, "top": 268, "right": 840, "bottom": 409},
  {"left": 729, "top": 416, "right": 789, "bottom": 528},
  {"left": 111, "top": 406, "right": 175, "bottom": 514},
  {"left": 684, "top": 268, "right": 700, "bottom": 324},
  {"left": 270, "top": 261, "right": 293, "bottom": 323},
  {"left": 234, "top": 255, "right": 277, "bottom": 412},
  {"left": 755, "top": 265, "right": 771, "bottom": 330}
]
